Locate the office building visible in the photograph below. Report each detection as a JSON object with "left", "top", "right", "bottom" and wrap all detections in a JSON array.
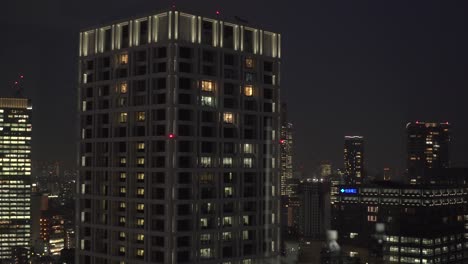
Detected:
[
  {"left": 332, "top": 181, "right": 468, "bottom": 263},
  {"left": 299, "top": 179, "right": 330, "bottom": 240},
  {"left": 407, "top": 122, "right": 450, "bottom": 184},
  {"left": 344, "top": 136, "right": 364, "bottom": 185},
  {"left": 0, "top": 98, "right": 32, "bottom": 261},
  {"left": 77, "top": 9, "right": 281, "bottom": 263},
  {"left": 280, "top": 103, "right": 293, "bottom": 196},
  {"left": 319, "top": 161, "right": 332, "bottom": 178}
]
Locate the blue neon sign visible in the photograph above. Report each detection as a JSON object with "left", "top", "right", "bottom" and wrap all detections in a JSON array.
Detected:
[{"left": 340, "top": 188, "right": 358, "bottom": 194}]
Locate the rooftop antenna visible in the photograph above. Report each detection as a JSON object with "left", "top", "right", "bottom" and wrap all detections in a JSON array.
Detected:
[{"left": 12, "top": 74, "right": 25, "bottom": 98}]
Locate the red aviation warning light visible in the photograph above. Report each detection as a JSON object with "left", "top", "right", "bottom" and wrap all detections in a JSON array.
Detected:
[{"left": 168, "top": 133, "right": 175, "bottom": 139}]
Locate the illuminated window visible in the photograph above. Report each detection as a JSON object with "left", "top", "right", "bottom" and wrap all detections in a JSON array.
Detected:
[
  {"left": 350, "top": 232, "right": 358, "bottom": 239},
  {"left": 201, "top": 234, "right": 211, "bottom": 243},
  {"left": 119, "top": 187, "right": 126, "bottom": 194},
  {"left": 137, "top": 142, "right": 145, "bottom": 151},
  {"left": 244, "top": 144, "right": 253, "bottom": 154},
  {"left": 245, "top": 58, "right": 254, "bottom": 68},
  {"left": 222, "top": 232, "right": 232, "bottom": 241},
  {"left": 137, "top": 234, "right": 144, "bottom": 242},
  {"left": 201, "top": 96, "right": 214, "bottom": 107},
  {"left": 224, "top": 187, "right": 233, "bottom": 198},
  {"left": 201, "top": 80, "right": 214, "bottom": 92},
  {"left": 243, "top": 158, "right": 253, "bottom": 168},
  {"left": 200, "top": 218, "right": 208, "bottom": 228},
  {"left": 137, "top": 157, "right": 145, "bottom": 166},
  {"left": 119, "top": 112, "right": 128, "bottom": 123},
  {"left": 200, "top": 157, "right": 212, "bottom": 168},
  {"left": 137, "top": 172, "right": 145, "bottom": 181},
  {"left": 119, "top": 217, "right": 126, "bottom": 224},
  {"left": 223, "top": 216, "right": 232, "bottom": 227},
  {"left": 200, "top": 248, "right": 212, "bottom": 258},
  {"left": 119, "top": 246, "right": 126, "bottom": 254},
  {"left": 242, "top": 230, "right": 249, "bottom": 240},
  {"left": 243, "top": 216, "right": 250, "bottom": 225},
  {"left": 367, "top": 215, "right": 377, "bottom": 222},
  {"left": 137, "top": 218, "right": 145, "bottom": 227},
  {"left": 244, "top": 85, "right": 253, "bottom": 96},
  {"left": 119, "top": 232, "right": 126, "bottom": 240},
  {"left": 119, "top": 82, "right": 128, "bottom": 93},
  {"left": 119, "top": 53, "right": 129, "bottom": 65},
  {"left": 137, "top": 188, "right": 145, "bottom": 197},
  {"left": 367, "top": 206, "right": 378, "bottom": 213},
  {"left": 223, "top": 112, "right": 234, "bottom": 123},
  {"left": 137, "top": 112, "right": 145, "bottom": 121},
  {"left": 137, "top": 203, "right": 145, "bottom": 212},
  {"left": 223, "top": 157, "right": 233, "bottom": 168},
  {"left": 137, "top": 249, "right": 144, "bottom": 257},
  {"left": 119, "top": 202, "right": 126, "bottom": 210},
  {"left": 120, "top": 172, "right": 126, "bottom": 180},
  {"left": 200, "top": 173, "right": 214, "bottom": 183},
  {"left": 120, "top": 157, "right": 127, "bottom": 165}
]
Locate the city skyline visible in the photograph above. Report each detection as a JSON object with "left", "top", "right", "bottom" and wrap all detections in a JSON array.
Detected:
[{"left": 1, "top": 0, "right": 468, "bottom": 179}]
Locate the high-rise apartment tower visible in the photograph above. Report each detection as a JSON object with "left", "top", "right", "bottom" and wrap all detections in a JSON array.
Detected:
[{"left": 77, "top": 9, "right": 281, "bottom": 264}]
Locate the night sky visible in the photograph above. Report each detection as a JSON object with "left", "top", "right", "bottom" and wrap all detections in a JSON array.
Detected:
[{"left": 1, "top": 0, "right": 468, "bottom": 178}]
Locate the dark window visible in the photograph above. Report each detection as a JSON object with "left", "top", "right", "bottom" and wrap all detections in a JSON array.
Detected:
[
  {"left": 179, "top": 141, "right": 191, "bottom": 152},
  {"left": 139, "top": 21, "right": 149, "bottom": 45},
  {"left": 264, "top": 88, "right": 273, "bottom": 99},
  {"left": 178, "top": 173, "right": 191, "bottom": 184},
  {"left": 264, "top": 61, "right": 273, "bottom": 72},
  {"left": 201, "top": 111, "right": 214, "bottom": 122},
  {"left": 104, "top": 29, "right": 112, "bottom": 51},
  {"left": 155, "top": 125, "right": 165, "bottom": 136},
  {"left": 136, "top": 50, "right": 147, "bottom": 62},
  {"left": 224, "top": 83, "right": 235, "bottom": 95},
  {"left": 203, "top": 50, "right": 215, "bottom": 63},
  {"left": 223, "top": 26, "right": 234, "bottom": 49},
  {"left": 179, "top": 156, "right": 191, "bottom": 168},
  {"left": 245, "top": 100, "right": 256, "bottom": 111},
  {"left": 224, "top": 128, "right": 236, "bottom": 138},
  {"left": 202, "top": 21, "right": 213, "bottom": 45},
  {"left": 179, "top": 47, "right": 192, "bottom": 59},
  {"left": 154, "top": 47, "right": 167, "bottom": 58},
  {"left": 201, "top": 126, "right": 214, "bottom": 137},
  {"left": 179, "top": 78, "right": 191, "bottom": 90},
  {"left": 224, "top": 54, "right": 234, "bottom": 66},
  {"left": 223, "top": 142, "right": 234, "bottom": 154},
  {"left": 155, "top": 109, "right": 166, "bottom": 120},
  {"left": 178, "top": 188, "right": 191, "bottom": 199},
  {"left": 201, "top": 142, "right": 215, "bottom": 153},
  {"left": 244, "top": 30, "right": 253, "bottom": 53},
  {"left": 121, "top": 25, "right": 129, "bottom": 48},
  {"left": 264, "top": 75, "right": 273, "bottom": 85},
  {"left": 178, "top": 109, "right": 192, "bottom": 121},
  {"left": 179, "top": 94, "right": 191, "bottom": 104},
  {"left": 178, "top": 125, "right": 192, "bottom": 136},
  {"left": 179, "top": 62, "right": 191, "bottom": 73},
  {"left": 224, "top": 98, "right": 236, "bottom": 108}
]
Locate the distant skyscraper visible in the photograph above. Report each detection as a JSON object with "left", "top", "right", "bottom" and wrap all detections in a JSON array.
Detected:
[
  {"left": 319, "top": 161, "right": 332, "bottom": 178},
  {"left": 0, "top": 98, "right": 32, "bottom": 260},
  {"left": 344, "top": 136, "right": 364, "bottom": 184},
  {"left": 280, "top": 103, "right": 294, "bottom": 196},
  {"left": 407, "top": 122, "right": 450, "bottom": 184},
  {"left": 383, "top": 167, "right": 393, "bottom": 181},
  {"left": 77, "top": 9, "right": 281, "bottom": 263}
]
